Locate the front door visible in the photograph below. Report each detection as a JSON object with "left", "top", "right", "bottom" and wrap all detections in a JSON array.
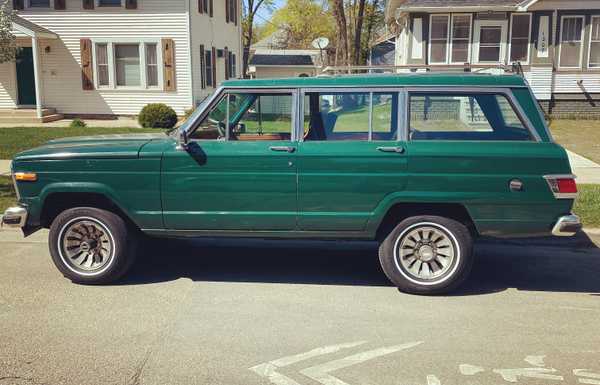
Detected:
[
  {"left": 297, "top": 90, "right": 408, "bottom": 231},
  {"left": 473, "top": 20, "right": 508, "bottom": 64},
  {"left": 16, "top": 47, "right": 36, "bottom": 106},
  {"left": 162, "top": 90, "right": 298, "bottom": 231}
]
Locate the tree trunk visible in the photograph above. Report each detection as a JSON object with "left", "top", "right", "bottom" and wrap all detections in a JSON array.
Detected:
[
  {"left": 330, "top": 0, "right": 349, "bottom": 68},
  {"left": 363, "top": 0, "right": 379, "bottom": 65},
  {"left": 242, "top": 13, "right": 254, "bottom": 78},
  {"left": 353, "top": 0, "right": 366, "bottom": 65}
]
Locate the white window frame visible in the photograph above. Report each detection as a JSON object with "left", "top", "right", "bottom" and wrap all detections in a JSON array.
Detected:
[
  {"left": 473, "top": 19, "right": 508, "bottom": 64},
  {"left": 96, "top": 0, "right": 123, "bottom": 7},
  {"left": 508, "top": 12, "right": 532, "bottom": 65},
  {"left": 449, "top": 13, "right": 472, "bottom": 64},
  {"left": 428, "top": 14, "right": 451, "bottom": 65},
  {"left": 92, "top": 39, "right": 164, "bottom": 91},
  {"left": 558, "top": 15, "right": 585, "bottom": 69},
  {"left": 588, "top": 15, "right": 600, "bottom": 69},
  {"left": 25, "top": 0, "right": 52, "bottom": 8}
]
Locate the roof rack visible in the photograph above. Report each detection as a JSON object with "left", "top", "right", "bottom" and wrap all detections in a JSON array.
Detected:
[{"left": 320, "top": 63, "right": 525, "bottom": 76}]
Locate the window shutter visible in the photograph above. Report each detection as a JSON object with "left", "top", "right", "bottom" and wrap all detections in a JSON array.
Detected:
[
  {"left": 225, "top": 0, "right": 229, "bottom": 23},
  {"left": 83, "top": 0, "right": 94, "bottom": 9},
  {"left": 54, "top": 0, "right": 66, "bottom": 9},
  {"left": 233, "top": 0, "right": 237, "bottom": 25},
  {"left": 198, "top": 0, "right": 203, "bottom": 13},
  {"left": 224, "top": 46, "right": 229, "bottom": 80},
  {"left": 162, "top": 38, "right": 176, "bottom": 91},
  {"left": 209, "top": 0, "right": 213, "bottom": 17},
  {"left": 200, "top": 45, "right": 206, "bottom": 89},
  {"left": 12, "top": 0, "right": 24, "bottom": 10},
  {"left": 125, "top": 0, "right": 137, "bottom": 9},
  {"left": 211, "top": 47, "right": 217, "bottom": 86},
  {"left": 80, "top": 39, "right": 94, "bottom": 91}
]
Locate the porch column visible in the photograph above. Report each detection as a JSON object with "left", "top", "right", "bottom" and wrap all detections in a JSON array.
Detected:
[{"left": 31, "top": 36, "right": 43, "bottom": 119}]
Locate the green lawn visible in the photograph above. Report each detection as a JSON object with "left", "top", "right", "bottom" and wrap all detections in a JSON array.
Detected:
[
  {"left": 549, "top": 120, "right": 600, "bottom": 164},
  {"left": 0, "top": 126, "right": 158, "bottom": 159}
]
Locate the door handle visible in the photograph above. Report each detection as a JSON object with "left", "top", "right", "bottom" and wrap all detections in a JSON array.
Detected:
[
  {"left": 376, "top": 146, "right": 405, "bottom": 154},
  {"left": 269, "top": 146, "right": 296, "bottom": 153}
]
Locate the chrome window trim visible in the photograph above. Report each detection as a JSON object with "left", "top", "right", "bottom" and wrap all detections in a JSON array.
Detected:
[
  {"left": 10, "top": 162, "right": 20, "bottom": 201},
  {"left": 404, "top": 86, "right": 542, "bottom": 142}
]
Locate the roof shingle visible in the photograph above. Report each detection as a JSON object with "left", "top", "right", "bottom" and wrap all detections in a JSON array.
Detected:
[{"left": 250, "top": 54, "right": 314, "bottom": 66}]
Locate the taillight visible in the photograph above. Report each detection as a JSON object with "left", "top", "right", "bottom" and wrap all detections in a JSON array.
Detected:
[{"left": 544, "top": 175, "right": 578, "bottom": 199}]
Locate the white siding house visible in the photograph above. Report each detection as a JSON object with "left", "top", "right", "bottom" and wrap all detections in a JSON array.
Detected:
[{"left": 0, "top": 0, "right": 242, "bottom": 121}]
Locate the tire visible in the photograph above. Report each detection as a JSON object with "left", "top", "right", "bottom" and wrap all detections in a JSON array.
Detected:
[
  {"left": 48, "top": 207, "right": 137, "bottom": 284},
  {"left": 379, "top": 216, "right": 474, "bottom": 295}
]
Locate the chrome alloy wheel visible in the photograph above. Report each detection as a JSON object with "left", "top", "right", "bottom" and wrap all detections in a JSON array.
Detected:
[
  {"left": 394, "top": 224, "right": 458, "bottom": 283},
  {"left": 58, "top": 217, "right": 115, "bottom": 274}
]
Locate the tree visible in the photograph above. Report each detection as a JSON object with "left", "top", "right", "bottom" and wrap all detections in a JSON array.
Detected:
[
  {"left": 256, "top": 0, "right": 334, "bottom": 50},
  {"left": 352, "top": 0, "right": 366, "bottom": 65},
  {"left": 242, "top": 0, "right": 273, "bottom": 78},
  {"left": 329, "top": 0, "right": 349, "bottom": 67},
  {"left": 0, "top": 0, "right": 17, "bottom": 64}
]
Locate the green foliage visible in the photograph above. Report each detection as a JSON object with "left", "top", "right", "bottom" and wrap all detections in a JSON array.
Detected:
[
  {"left": 574, "top": 185, "right": 600, "bottom": 228},
  {"left": 0, "top": 0, "right": 17, "bottom": 64},
  {"left": 138, "top": 103, "right": 178, "bottom": 129},
  {"left": 184, "top": 107, "right": 195, "bottom": 120},
  {"left": 69, "top": 119, "right": 87, "bottom": 128}
]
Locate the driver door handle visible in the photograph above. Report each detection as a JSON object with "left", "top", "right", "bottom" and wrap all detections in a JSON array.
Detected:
[
  {"left": 269, "top": 146, "right": 296, "bottom": 153},
  {"left": 376, "top": 146, "right": 405, "bottom": 154}
]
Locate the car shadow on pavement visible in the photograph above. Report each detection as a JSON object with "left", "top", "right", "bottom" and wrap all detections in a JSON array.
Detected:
[{"left": 118, "top": 234, "right": 600, "bottom": 296}]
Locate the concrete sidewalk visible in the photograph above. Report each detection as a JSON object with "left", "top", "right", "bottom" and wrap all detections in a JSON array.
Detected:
[{"left": 0, "top": 159, "right": 10, "bottom": 176}]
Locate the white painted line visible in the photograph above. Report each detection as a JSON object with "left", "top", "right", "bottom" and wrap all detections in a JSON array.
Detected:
[
  {"left": 300, "top": 341, "right": 423, "bottom": 385},
  {"left": 427, "top": 374, "right": 441, "bottom": 385},
  {"left": 249, "top": 341, "right": 367, "bottom": 385},
  {"left": 493, "top": 368, "right": 564, "bottom": 383},
  {"left": 524, "top": 355, "right": 546, "bottom": 367},
  {"left": 460, "top": 364, "right": 485, "bottom": 376},
  {"left": 574, "top": 369, "right": 600, "bottom": 385}
]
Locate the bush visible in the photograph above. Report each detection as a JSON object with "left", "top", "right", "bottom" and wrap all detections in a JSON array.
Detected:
[
  {"left": 69, "top": 119, "right": 86, "bottom": 128},
  {"left": 138, "top": 103, "right": 178, "bottom": 129}
]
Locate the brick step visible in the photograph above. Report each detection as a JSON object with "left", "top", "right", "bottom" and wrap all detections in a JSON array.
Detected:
[{"left": 0, "top": 108, "right": 56, "bottom": 117}]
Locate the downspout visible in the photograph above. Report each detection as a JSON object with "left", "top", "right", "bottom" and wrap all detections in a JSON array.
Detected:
[{"left": 31, "top": 36, "right": 43, "bottom": 119}]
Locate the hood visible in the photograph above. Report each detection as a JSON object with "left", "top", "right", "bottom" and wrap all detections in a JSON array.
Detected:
[{"left": 14, "top": 133, "right": 169, "bottom": 161}]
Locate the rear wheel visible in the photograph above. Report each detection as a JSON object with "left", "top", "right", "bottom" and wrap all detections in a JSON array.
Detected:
[
  {"left": 49, "top": 207, "right": 137, "bottom": 284},
  {"left": 379, "top": 216, "right": 474, "bottom": 295}
]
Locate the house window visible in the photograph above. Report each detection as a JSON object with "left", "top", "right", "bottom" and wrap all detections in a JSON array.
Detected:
[
  {"left": 96, "top": 43, "right": 109, "bottom": 87},
  {"left": 115, "top": 44, "right": 141, "bottom": 87},
  {"left": 451, "top": 14, "right": 471, "bottom": 63},
  {"left": 510, "top": 14, "right": 531, "bottom": 63},
  {"left": 98, "top": 0, "right": 121, "bottom": 6},
  {"left": 429, "top": 15, "right": 450, "bottom": 64},
  {"left": 205, "top": 49, "right": 213, "bottom": 87},
  {"left": 589, "top": 16, "right": 600, "bottom": 68},
  {"left": 145, "top": 43, "right": 158, "bottom": 87},
  {"left": 559, "top": 16, "right": 584, "bottom": 68},
  {"left": 479, "top": 26, "right": 503, "bottom": 62},
  {"left": 28, "top": 0, "right": 50, "bottom": 7},
  {"left": 226, "top": 0, "right": 237, "bottom": 23}
]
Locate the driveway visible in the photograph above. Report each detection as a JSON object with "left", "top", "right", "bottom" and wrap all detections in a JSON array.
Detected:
[{"left": 1, "top": 230, "right": 600, "bottom": 385}]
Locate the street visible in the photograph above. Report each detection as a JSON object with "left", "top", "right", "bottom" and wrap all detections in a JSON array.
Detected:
[{"left": 1, "top": 229, "right": 600, "bottom": 385}]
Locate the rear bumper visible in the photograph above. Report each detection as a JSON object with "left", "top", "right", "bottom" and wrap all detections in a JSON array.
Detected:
[
  {"left": 552, "top": 214, "right": 582, "bottom": 237},
  {"left": 1, "top": 206, "right": 28, "bottom": 228}
]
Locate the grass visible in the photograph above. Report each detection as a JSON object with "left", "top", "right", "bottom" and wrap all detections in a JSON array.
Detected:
[
  {"left": 0, "top": 126, "right": 159, "bottom": 160},
  {"left": 549, "top": 120, "right": 600, "bottom": 164},
  {"left": 574, "top": 184, "right": 600, "bottom": 228}
]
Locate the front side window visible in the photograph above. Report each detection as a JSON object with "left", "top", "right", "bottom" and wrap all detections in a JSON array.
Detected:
[
  {"left": 559, "top": 16, "right": 584, "bottom": 68},
  {"left": 510, "top": 14, "right": 531, "bottom": 63},
  {"left": 115, "top": 44, "right": 141, "bottom": 87},
  {"left": 589, "top": 16, "right": 600, "bottom": 68},
  {"left": 409, "top": 93, "right": 531, "bottom": 141},
  {"left": 304, "top": 92, "right": 397, "bottom": 141},
  {"left": 429, "top": 15, "right": 449, "bottom": 64}
]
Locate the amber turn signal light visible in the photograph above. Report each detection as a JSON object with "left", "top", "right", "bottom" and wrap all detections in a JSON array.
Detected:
[{"left": 14, "top": 172, "right": 37, "bottom": 182}]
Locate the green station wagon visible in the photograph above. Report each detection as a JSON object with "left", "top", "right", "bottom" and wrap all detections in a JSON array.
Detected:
[{"left": 2, "top": 73, "right": 581, "bottom": 294}]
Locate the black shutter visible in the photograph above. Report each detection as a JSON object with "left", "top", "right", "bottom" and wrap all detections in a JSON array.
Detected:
[
  {"left": 12, "top": 0, "right": 24, "bottom": 10},
  {"left": 211, "top": 47, "right": 217, "bottom": 86},
  {"left": 200, "top": 45, "right": 206, "bottom": 89},
  {"left": 83, "top": 0, "right": 94, "bottom": 9},
  {"left": 54, "top": 0, "right": 66, "bottom": 10},
  {"left": 209, "top": 0, "right": 213, "bottom": 17},
  {"left": 198, "top": 0, "right": 203, "bottom": 13},
  {"left": 224, "top": 0, "right": 229, "bottom": 22},
  {"left": 125, "top": 0, "right": 137, "bottom": 9}
]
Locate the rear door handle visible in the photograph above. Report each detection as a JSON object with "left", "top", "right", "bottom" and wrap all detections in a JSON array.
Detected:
[
  {"left": 269, "top": 146, "right": 296, "bottom": 153},
  {"left": 376, "top": 146, "right": 405, "bottom": 154}
]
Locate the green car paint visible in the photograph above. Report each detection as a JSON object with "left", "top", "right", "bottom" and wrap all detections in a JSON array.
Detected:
[{"left": 10, "top": 73, "right": 575, "bottom": 240}]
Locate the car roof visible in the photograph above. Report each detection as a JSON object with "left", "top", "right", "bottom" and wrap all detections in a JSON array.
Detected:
[{"left": 222, "top": 73, "right": 528, "bottom": 88}]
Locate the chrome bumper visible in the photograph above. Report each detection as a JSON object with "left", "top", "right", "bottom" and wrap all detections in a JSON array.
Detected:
[
  {"left": 1, "top": 206, "right": 28, "bottom": 228},
  {"left": 552, "top": 214, "right": 582, "bottom": 237}
]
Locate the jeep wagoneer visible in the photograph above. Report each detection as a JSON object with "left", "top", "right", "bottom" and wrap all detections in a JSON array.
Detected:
[{"left": 2, "top": 73, "right": 581, "bottom": 294}]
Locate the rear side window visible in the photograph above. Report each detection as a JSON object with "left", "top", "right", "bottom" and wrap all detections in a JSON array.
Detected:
[{"left": 409, "top": 92, "right": 532, "bottom": 141}]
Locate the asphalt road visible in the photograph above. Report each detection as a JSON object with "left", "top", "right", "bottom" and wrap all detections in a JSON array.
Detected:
[{"left": 1, "top": 229, "right": 600, "bottom": 385}]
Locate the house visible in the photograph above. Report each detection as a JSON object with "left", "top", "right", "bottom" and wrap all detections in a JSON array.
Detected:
[
  {"left": 385, "top": 0, "right": 600, "bottom": 115},
  {"left": 248, "top": 49, "right": 320, "bottom": 78},
  {"left": 0, "top": 0, "right": 242, "bottom": 122}
]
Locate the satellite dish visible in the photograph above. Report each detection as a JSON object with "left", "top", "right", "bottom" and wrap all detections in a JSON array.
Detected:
[{"left": 312, "top": 37, "right": 330, "bottom": 50}]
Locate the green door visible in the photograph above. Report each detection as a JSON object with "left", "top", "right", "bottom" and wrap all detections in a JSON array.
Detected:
[
  {"left": 16, "top": 47, "right": 36, "bottom": 106},
  {"left": 162, "top": 90, "right": 298, "bottom": 231},
  {"left": 297, "top": 90, "right": 408, "bottom": 231}
]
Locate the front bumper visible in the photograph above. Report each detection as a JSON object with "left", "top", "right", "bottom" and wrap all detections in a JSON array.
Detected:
[
  {"left": 1, "top": 206, "right": 28, "bottom": 228},
  {"left": 552, "top": 214, "right": 582, "bottom": 237}
]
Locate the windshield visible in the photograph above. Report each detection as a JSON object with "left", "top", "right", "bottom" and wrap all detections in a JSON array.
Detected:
[{"left": 171, "top": 93, "right": 215, "bottom": 137}]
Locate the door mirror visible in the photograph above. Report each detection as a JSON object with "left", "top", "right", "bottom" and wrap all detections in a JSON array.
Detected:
[{"left": 179, "top": 129, "right": 189, "bottom": 150}]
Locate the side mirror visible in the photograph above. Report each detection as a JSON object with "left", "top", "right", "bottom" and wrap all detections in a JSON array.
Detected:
[{"left": 179, "top": 129, "right": 189, "bottom": 150}]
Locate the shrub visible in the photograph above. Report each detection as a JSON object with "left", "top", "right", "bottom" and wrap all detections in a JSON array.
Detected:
[
  {"left": 69, "top": 119, "right": 86, "bottom": 128},
  {"left": 138, "top": 103, "right": 178, "bottom": 129}
]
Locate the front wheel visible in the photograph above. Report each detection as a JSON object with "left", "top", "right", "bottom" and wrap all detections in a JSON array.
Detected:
[
  {"left": 49, "top": 207, "right": 137, "bottom": 284},
  {"left": 379, "top": 216, "right": 474, "bottom": 295}
]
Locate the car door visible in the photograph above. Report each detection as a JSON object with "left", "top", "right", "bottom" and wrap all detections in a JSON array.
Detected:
[
  {"left": 297, "top": 89, "right": 409, "bottom": 232},
  {"left": 162, "top": 89, "right": 299, "bottom": 231}
]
